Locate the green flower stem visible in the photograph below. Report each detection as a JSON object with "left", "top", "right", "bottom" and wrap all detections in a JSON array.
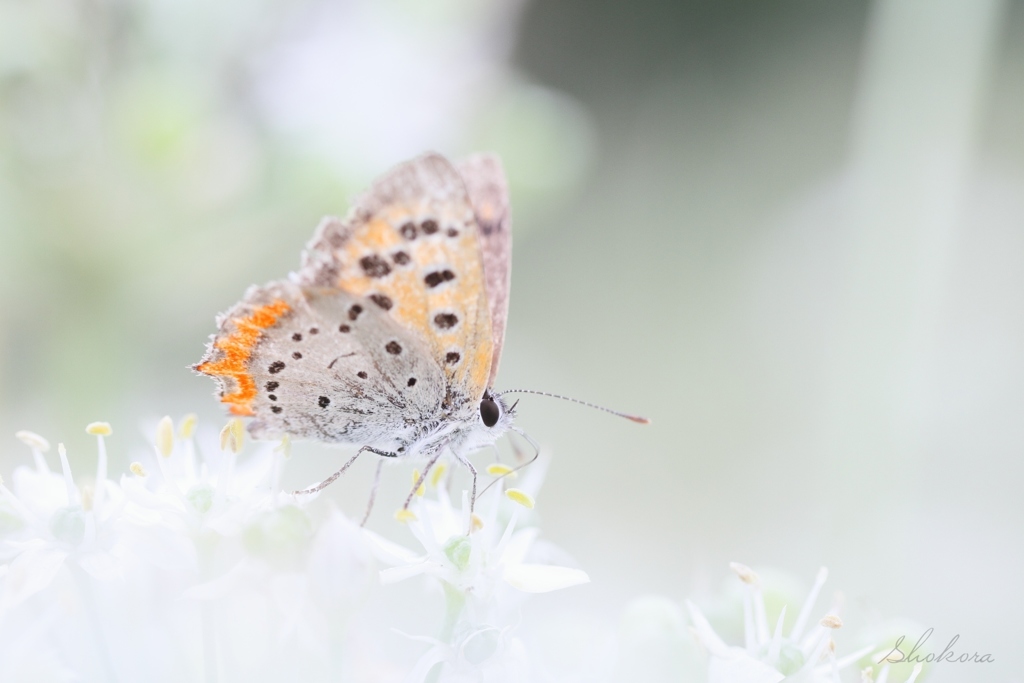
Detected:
[{"left": 426, "top": 582, "right": 467, "bottom": 683}]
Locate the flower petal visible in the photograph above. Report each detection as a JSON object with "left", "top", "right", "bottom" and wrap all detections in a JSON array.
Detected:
[
  {"left": 501, "top": 527, "right": 539, "bottom": 567},
  {"left": 77, "top": 551, "right": 123, "bottom": 580},
  {"left": 685, "top": 600, "right": 731, "bottom": 656},
  {"left": 362, "top": 528, "right": 423, "bottom": 565},
  {"left": 502, "top": 564, "right": 589, "bottom": 593},
  {"left": 379, "top": 561, "right": 434, "bottom": 584},
  {"left": 708, "top": 649, "right": 785, "bottom": 683},
  {"left": 183, "top": 561, "right": 254, "bottom": 600},
  {"left": 0, "top": 544, "right": 68, "bottom": 608}
]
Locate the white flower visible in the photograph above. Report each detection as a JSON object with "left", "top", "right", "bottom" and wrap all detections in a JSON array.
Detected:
[
  {"left": 687, "top": 563, "right": 883, "bottom": 683},
  {"left": 0, "top": 418, "right": 383, "bottom": 683},
  {"left": 366, "top": 461, "right": 589, "bottom": 613},
  {"left": 366, "top": 455, "right": 589, "bottom": 682},
  {"left": 0, "top": 428, "right": 131, "bottom": 611},
  {"left": 401, "top": 624, "right": 532, "bottom": 683}
]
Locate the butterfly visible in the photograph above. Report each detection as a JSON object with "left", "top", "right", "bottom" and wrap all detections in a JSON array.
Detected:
[{"left": 195, "top": 152, "right": 646, "bottom": 519}]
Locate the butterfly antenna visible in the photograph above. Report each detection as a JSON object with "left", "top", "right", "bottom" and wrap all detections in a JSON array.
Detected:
[
  {"left": 494, "top": 389, "right": 651, "bottom": 424},
  {"left": 479, "top": 426, "right": 541, "bottom": 498}
]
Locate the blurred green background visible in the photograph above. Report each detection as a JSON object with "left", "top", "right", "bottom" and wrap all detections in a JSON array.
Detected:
[{"left": 1, "top": 0, "right": 1022, "bottom": 680}]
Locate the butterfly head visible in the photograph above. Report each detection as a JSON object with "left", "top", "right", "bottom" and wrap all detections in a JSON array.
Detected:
[{"left": 446, "top": 390, "right": 514, "bottom": 455}]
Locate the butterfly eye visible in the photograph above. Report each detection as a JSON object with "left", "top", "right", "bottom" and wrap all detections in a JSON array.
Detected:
[{"left": 480, "top": 398, "right": 500, "bottom": 428}]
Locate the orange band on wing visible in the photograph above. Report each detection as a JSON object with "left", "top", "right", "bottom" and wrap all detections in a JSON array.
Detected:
[{"left": 196, "top": 300, "right": 291, "bottom": 416}]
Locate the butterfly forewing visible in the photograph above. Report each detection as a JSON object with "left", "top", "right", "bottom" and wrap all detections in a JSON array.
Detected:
[
  {"left": 298, "top": 153, "right": 495, "bottom": 403},
  {"left": 456, "top": 154, "right": 511, "bottom": 388}
]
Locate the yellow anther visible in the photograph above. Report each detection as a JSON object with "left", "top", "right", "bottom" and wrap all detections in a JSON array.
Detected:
[
  {"left": 220, "top": 419, "right": 244, "bottom": 453},
  {"left": 504, "top": 488, "right": 535, "bottom": 509},
  {"left": 486, "top": 463, "right": 516, "bottom": 478},
  {"left": 129, "top": 462, "right": 147, "bottom": 477},
  {"left": 274, "top": 434, "right": 291, "bottom": 458},
  {"left": 394, "top": 509, "right": 418, "bottom": 523},
  {"left": 411, "top": 469, "right": 425, "bottom": 497},
  {"left": 15, "top": 430, "right": 50, "bottom": 452},
  {"left": 178, "top": 413, "right": 198, "bottom": 439},
  {"left": 156, "top": 416, "right": 174, "bottom": 457},
  {"left": 470, "top": 513, "right": 484, "bottom": 532},
  {"left": 86, "top": 422, "right": 113, "bottom": 436},
  {"left": 729, "top": 562, "right": 760, "bottom": 585},
  {"left": 820, "top": 615, "right": 843, "bottom": 629},
  {"left": 430, "top": 462, "right": 447, "bottom": 488}
]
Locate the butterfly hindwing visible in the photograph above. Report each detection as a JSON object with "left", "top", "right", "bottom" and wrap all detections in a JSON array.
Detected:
[{"left": 197, "top": 280, "right": 445, "bottom": 444}]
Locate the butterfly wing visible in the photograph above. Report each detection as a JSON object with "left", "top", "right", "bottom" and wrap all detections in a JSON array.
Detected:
[
  {"left": 197, "top": 152, "right": 498, "bottom": 440},
  {"left": 298, "top": 152, "right": 495, "bottom": 402},
  {"left": 196, "top": 280, "right": 445, "bottom": 443},
  {"left": 456, "top": 154, "right": 511, "bottom": 388}
]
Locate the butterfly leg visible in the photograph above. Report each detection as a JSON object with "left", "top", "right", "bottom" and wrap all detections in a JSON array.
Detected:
[
  {"left": 293, "top": 445, "right": 396, "bottom": 495},
  {"left": 452, "top": 451, "right": 478, "bottom": 515},
  {"left": 360, "top": 458, "right": 386, "bottom": 526},
  {"left": 401, "top": 450, "right": 444, "bottom": 511}
]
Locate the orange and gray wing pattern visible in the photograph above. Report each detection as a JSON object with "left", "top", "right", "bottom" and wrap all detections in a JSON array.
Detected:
[{"left": 297, "top": 152, "right": 495, "bottom": 403}]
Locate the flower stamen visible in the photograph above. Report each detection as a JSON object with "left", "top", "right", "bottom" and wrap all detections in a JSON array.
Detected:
[
  {"left": 430, "top": 463, "right": 447, "bottom": 488},
  {"left": 85, "top": 422, "right": 112, "bottom": 436},
  {"left": 486, "top": 463, "right": 515, "bottom": 478},
  {"left": 504, "top": 488, "right": 534, "bottom": 509},
  {"left": 16, "top": 430, "right": 51, "bottom": 473},
  {"left": 178, "top": 413, "right": 198, "bottom": 439},
  {"left": 394, "top": 509, "right": 417, "bottom": 523},
  {"left": 156, "top": 416, "right": 174, "bottom": 457},
  {"left": 220, "top": 419, "right": 244, "bottom": 453},
  {"left": 58, "top": 443, "right": 77, "bottom": 506}
]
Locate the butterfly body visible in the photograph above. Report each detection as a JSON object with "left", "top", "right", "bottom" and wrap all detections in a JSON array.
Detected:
[{"left": 196, "top": 152, "right": 514, "bottom": 464}]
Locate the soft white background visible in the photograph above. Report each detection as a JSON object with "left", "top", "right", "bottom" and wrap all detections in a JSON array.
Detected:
[{"left": 1, "top": 0, "right": 1021, "bottom": 680}]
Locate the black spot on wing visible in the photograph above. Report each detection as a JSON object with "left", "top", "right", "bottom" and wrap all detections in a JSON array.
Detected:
[
  {"left": 434, "top": 313, "right": 458, "bottom": 329},
  {"left": 360, "top": 254, "right": 392, "bottom": 278},
  {"left": 424, "top": 270, "right": 456, "bottom": 288},
  {"left": 269, "top": 361, "right": 285, "bottom": 374},
  {"left": 370, "top": 294, "right": 393, "bottom": 310}
]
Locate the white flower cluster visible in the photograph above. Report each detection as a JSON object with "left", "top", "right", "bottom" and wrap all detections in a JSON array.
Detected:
[
  {"left": 0, "top": 417, "right": 924, "bottom": 683},
  {"left": 0, "top": 417, "right": 588, "bottom": 682},
  {"left": 684, "top": 564, "right": 926, "bottom": 683}
]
